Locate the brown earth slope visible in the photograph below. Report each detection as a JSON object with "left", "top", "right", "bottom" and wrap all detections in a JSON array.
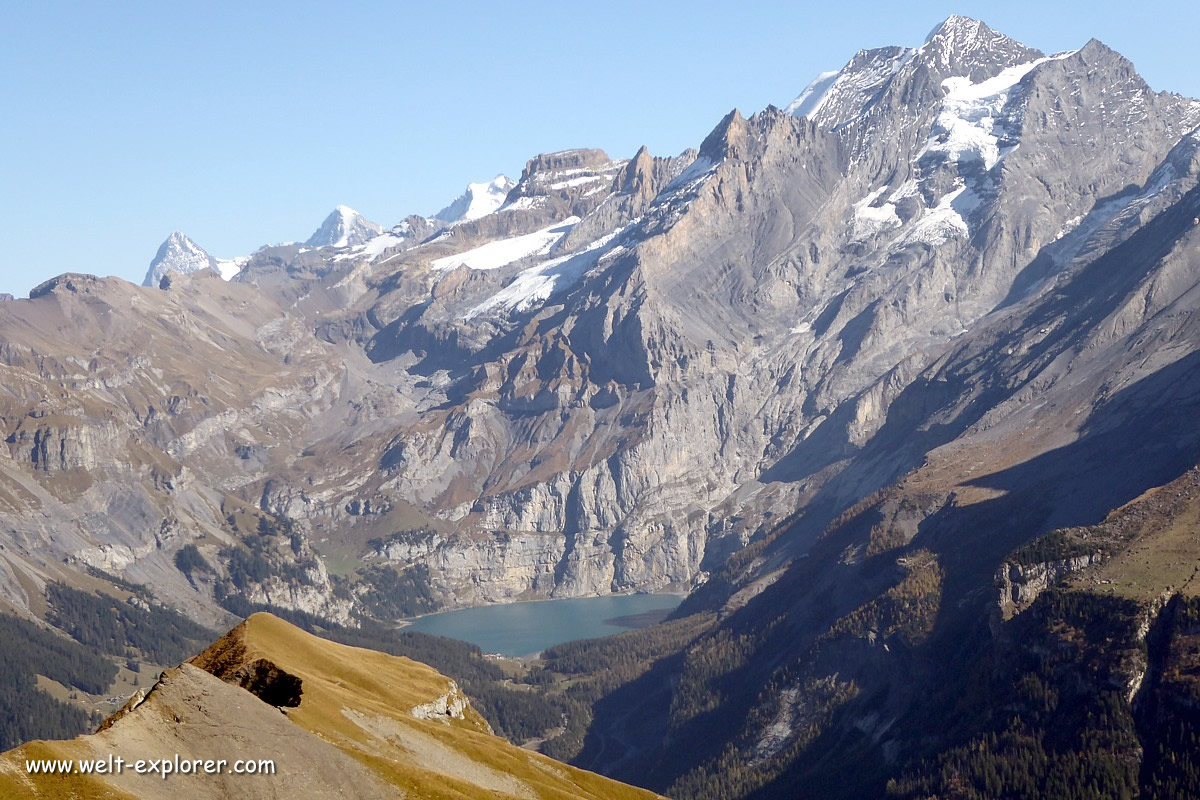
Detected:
[{"left": 0, "top": 613, "right": 663, "bottom": 800}]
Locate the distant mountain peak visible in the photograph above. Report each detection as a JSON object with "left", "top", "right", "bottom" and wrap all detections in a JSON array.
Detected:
[
  {"left": 142, "top": 232, "right": 246, "bottom": 287},
  {"left": 924, "top": 14, "right": 986, "bottom": 44},
  {"left": 434, "top": 175, "right": 516, "bottom": 223},
  {"left": 699, "top": 109, "right": 750, "bottom": 162},
  {"left": 305, "top": 205, "right": 384, "bottom": 248},
  {"left": 143, "top": 232, "right": 214, "bottom": 287},
  {"left": 161, "top": 230, "right": 203, "bottom": 255},
  {"left": 918, "top": 14, "right": 1042, "bottom": 78},
  {"left": 787, "top": 16, "right": 1044, "bottom": 129},
  {"left": 164, "top": 230, "right": 193, "bottom": 245}
]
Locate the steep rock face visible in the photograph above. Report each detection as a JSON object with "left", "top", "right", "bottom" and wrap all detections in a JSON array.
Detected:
[
  {"left": 6, "top": 416, "right": 126, "bottom": 473},
  {"left": 245, "top": 559, "right": 354, "bottom": 625},
  {"left": 567, "top": 138, "right": 1200, "bottom": 791},
  {"left": 380, "top": 530, "right": 565, "bottom": 598},
  {"left": 318, "top": 16, "right": 1196, "bottom": 605},
  {"left": 995, "top": 554, "right": 1102, "bottom": 615},
  {"left": 3, "top": 16, "right": 1200, "bottom": 620},
  {"left": 0, "top": 271, "right": 351, "bottom": 624}
]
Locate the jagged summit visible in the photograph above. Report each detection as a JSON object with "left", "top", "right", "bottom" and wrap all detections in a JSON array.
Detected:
[
  {"left": 434, "top": 175, "right": 516, "bottom": 223},
  {"left": 496, "top": 148, "right": 628, "bottom": 215},
  {"left": 512, "top": 149, "right": 615, "bottom": 190},
  {"left": 787, "top": 15, "right": 1044, "bottom": 129},
  {"left": 304, "top": 205, "right": 385, "bottom": 248},
  {"left": 698, "top": 109, "right": 749, "bottom": 161},
  {"left": 142, "top": 231, "right": 243, "bottom": 287},
  {"left": 524, "top": 149, "right": 611, "bottom": 173},
  {"left": 148, "top": 231, "right": 211, "bottom": 282},
  {"left": 786, "top": 43, "right": 915, "bottom": 129},
  {"left": 620, "top": 145, "right": 657, "bottom": 201},
  {"left": 923, "top": 13, "right": 987, "bottom": 45},
  {"left": 917, "top": 14, "right": 1043, "bottom": 78}
]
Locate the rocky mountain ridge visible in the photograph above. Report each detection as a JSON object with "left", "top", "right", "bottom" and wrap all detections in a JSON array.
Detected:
[{"left": 1, "top": 14, "right": 1198, "bottom": 635}]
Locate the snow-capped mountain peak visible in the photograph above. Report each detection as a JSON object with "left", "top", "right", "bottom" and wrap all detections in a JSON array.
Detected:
[
  {"left": 305, "top": 205, "right": 385, "bottom": 248},
  {"left": 917, "top": 14, "right": 1042, "bottom": 78},
  {"left": 161, "top": 231, "right": 206, "bottom": 261},
  {"left": 786, "top": 15, "right": 1042, "bottom": 130},
  {"left": 143, "top": 232, "right": 244, "bottom": 287},
  {"left": 145, "top": 232, "right": 213, "bottom": 286},
  {"left": 434, "top": 175, "right": 516, "bottom": 223},
  {"left": 924, "top": 14, "right": 985, "bottom": 45}
]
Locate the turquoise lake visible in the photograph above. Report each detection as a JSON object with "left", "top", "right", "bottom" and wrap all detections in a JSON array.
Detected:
[{"left": 401, "top": 593, "right": 684, "bottom": 657}]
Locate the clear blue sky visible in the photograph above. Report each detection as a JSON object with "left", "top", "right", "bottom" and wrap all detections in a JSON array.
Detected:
[{"left": 2, "top": 0, "right": 1197, "bottom": 296}]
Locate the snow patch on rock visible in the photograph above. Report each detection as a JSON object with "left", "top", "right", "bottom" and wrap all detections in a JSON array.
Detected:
[
  {"left": 432, "top": 218, "right": 578, "bottom": 272},
  {"left": 466, "top": 226, "right": 629, "bottom": 318},
  {"left": 852, "top": 187, "right": 902, "bottom": 237}
]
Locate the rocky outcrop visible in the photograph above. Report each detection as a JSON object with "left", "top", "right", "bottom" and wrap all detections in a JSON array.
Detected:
[
  {"left": 410, "top": 680, "right": 471, "bottom": 723},
  {"left": 7, "top": 417, "right": 126, "bottom": 473},
  {"left": 245, "top": 571, "right": 355, "bottom": 626},
  {"left": 994, "top": 554, "right": 1103, "bottom": 616}
]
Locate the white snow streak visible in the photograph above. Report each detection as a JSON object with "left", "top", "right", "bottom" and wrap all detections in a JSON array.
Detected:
[
  {"left": 852, "top": 187, "right": 901, "bottom": 237},
  {"left": 215, "top": 257, "right": 246, "bottom": 280},
  {"left": 901, "top": 186, "right": 979, "bottom": 246},
  {"left": 431, "top": 218, "right": 579, "bottom": 272},
  {"left": 465, "top": 227, "right": 627, "bottom": 318},
  {"left": 785, "top": 70, "right": 839, "bottom": 119}
]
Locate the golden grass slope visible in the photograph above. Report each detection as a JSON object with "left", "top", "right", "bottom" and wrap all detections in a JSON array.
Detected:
[{"left": 0, "top": 613, "right": 665, "bottom": 800}]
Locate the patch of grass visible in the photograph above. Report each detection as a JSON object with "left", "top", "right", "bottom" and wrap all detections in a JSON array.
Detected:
[
  {"left": 1078, "top": 499, "right": 1200, "bottom": 602},
  {"left": 191, "top": 614, "right": 662, "bottom": 800}
]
